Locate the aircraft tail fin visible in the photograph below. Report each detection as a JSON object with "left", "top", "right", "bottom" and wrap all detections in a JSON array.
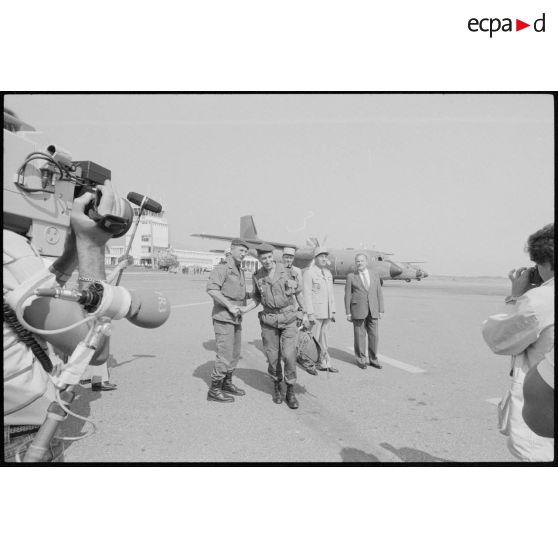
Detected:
[{"left": 240, "top": 215, "right": 258, "bottom": 240}]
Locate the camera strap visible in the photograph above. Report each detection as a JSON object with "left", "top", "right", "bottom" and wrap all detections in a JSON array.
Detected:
[{"left": 87, "top": 208, "right": 130, "bottom": 238}]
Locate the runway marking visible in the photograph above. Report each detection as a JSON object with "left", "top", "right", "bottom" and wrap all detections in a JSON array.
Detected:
[
  {"left": 377, "top": 355, "right": 426, "bottom": 374},
  {"left": 344, "top": 346, "right": 426, "bottom": 373},
  {"left": 171, "top": 301, "right": 212, "bottom": 309},
  {"left": 486, "top": 397, "right": 501, "bottom": 406}
]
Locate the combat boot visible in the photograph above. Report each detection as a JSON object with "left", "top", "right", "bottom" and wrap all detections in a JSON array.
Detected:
[
  {"left": 285, "top": 384, "right": 299, "bottom": 409},
  {"left": 222, "top": 372, "right": 246, "bottom": 396},
  {"left": 207, "top": 379, "right": 234, "bottom": 403},
  {"left": 272, "top": 380, "right": 283, "bottom": 404}
]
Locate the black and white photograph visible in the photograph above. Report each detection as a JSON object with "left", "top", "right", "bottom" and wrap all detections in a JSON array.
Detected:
[{"left": 3, "top": 93, "right": 554, "bottom": 464}]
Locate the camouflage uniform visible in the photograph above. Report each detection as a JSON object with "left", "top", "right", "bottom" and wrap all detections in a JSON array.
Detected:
[{"left": 252, "top": 263, "right": 302, "bottom": 385}]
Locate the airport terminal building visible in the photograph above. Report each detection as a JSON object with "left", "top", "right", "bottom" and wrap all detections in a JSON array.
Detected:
[{"left": 106, "top": 209, "right": 258, "bottom": 271}]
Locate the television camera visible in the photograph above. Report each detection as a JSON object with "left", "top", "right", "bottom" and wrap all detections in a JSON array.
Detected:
[
  {"left": 3, "top": 110, "right": 133, "bottom": 257},
  {"left": 3, "top": 109, "right": 170, "bottom": 462}
]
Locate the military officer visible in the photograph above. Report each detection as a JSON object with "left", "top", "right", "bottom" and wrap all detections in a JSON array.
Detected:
[
  {"left": 242, "top": 243, "right": 304, "bottom": 409},
  {"left": 206, "top": 238, "right": 249, "bottom": 402},
  {"left": 303, "top": 246, "right": 338, "bottom": 373},
  {"left": 282, "top": 246, "right": 302, "bottom": 283}
]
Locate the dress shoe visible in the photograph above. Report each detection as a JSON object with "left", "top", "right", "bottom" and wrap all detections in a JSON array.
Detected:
[
  {"left": 357, "top": 362, "right": 367, "bottom": 369},
  {"left": 92, "top": 381, "right": 117, "bottom": 391},
  {"left": 305, "top": 366, "right": 318, "bottom": 376},
  {"left": 285, "top": 384, "right": 299, "bottom": 409},
  {"left": 327, "top": 366, "right": 339, "bottom": 373},
  {"left": 369, "top": 360, "right": 383, "bottom": 369}
]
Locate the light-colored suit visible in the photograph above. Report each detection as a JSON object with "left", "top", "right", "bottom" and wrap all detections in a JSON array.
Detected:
[
  {"left": 344, "top": 267, "right": 384, "bottom": 365},
  {"left": 303, "top": 264, "right": 336, "bottom": 367}
]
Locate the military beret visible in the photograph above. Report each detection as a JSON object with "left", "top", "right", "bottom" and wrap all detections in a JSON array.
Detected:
[
  {"left": 257, "top": 243, "right": 275, "bottom": 254},
  {"left": 231, "top": 238, "right": 249, "bottom": 249},
  {"left": 314, "top": 246, "right": 329, "bottom": 257},
  {"left": 283, "top": 247, "right": 296, "bottom": 256}
]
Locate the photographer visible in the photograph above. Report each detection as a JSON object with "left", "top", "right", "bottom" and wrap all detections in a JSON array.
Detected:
[
  {"left": 482, "top": 223, "right": 554, "bottom": 461},
  {"left": 4, "top": 177, "right": 123, "bottom": 462}
]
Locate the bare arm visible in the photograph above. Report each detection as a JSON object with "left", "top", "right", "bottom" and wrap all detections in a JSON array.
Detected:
[
  {"left": 50, "top": 230, "right": 78, "bottom": 286},
  {"left": 207, "top": 289, "right": 241, "bottom": 317},
  {"left": 242, "top": 275, "right": 261, "bottom": 314},
  {"left": 38, "top": 183, "right": 121, "bottom": 364},
  {"left": 294, "top": 291, "right": 306, "bottom": 313},
  {"left": 71, "top": 186, "right": 113, "bottom": 289}
]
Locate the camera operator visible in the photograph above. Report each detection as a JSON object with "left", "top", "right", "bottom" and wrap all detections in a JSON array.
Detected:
[
  {"left": 4, "top": 179, "right": 124, "bottom": 462},
  {"left": 482, "top": 223, "right": 554, "bottom": 461}
]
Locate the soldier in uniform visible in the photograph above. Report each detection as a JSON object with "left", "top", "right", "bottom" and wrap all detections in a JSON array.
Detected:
[
  {"left": 206, "top": 238, "right": 249, "bottom": 403},
  {"left": 282, "top": 246, "right": 302, "bottom": 283},
  {"left": 242, "top": 243, "right": 305, "bottom": 409},
  {"left": 303, "top": 246, "right": 338, "bottom": 373}
]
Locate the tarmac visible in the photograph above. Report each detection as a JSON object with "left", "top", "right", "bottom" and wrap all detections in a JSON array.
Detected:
[{"left": 62, "top": 271, "right": 516, "bottom": 462}]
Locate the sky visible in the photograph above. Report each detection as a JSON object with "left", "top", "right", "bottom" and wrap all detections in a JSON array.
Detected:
[{"left": 5, "top": 94, "right": 554, "bottom": 276}]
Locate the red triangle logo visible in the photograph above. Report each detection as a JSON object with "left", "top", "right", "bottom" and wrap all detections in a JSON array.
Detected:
[{"left": 516, "top": 19, "right": 530, "bottom": 31}]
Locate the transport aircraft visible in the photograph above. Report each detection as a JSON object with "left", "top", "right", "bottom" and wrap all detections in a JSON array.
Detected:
[{"left": 192, "top": 215, "right": 427, "bottom": 282}]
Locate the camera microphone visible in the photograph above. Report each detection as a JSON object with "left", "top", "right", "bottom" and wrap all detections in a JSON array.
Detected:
[
  {"left": 127, "top": 192, "right": 162, "bottom": 214},
  {"left": 35, "top": 283, "right": 171, "bottom": 329}
]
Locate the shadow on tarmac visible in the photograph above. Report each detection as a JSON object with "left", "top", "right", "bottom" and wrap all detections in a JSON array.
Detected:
[
  {"left": 248, "top": 338, "right": 265, "bottom": 356},
  {"left": 341, "top": 443, "right": 451, "bottom": 463},
  {"left": 109, "top": 354, "right": 156, "bottom": 369},
  {"left": 202, "top": 340, "right": 217, "bottom": 353},
  {"left": 193, "top": 361, "right": 214, "bottom": 387},
  {"left": 340, "top": 447, "right": 380, "bottom": 462},
  {"left": 328, "top": 347, "right": 356, "bottom": 366},
  {"left": 193, "top": 361, "right": 273, "bottom": 396},
  {"left": 379, "top": 442, "right": 452, "bottom": 463},
  {"left": 235, "top": 368, "right": 275, "bottom": 395},
  {"left": 61, "top": 386, "right": 103, "bottom": 450},
  {"left": 193, "top": 360, "right": 309, "bottom": 397}
]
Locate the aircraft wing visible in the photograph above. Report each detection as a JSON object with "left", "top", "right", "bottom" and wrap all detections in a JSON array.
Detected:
[
  {"left": 191, "top": 233, "right": 240, "bottom": 243},
  {"left": 191, "top": 233, "right": 297, "bottom": 249}
]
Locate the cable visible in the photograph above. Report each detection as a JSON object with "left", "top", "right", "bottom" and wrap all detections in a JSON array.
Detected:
[
  {"left": 14, "top": 389, "right": 98, "bottom": 462},
  {"left": 14, "top": 291, "right": 95, "bottom": 336},
  {"left": 15, "top": 151, "right": 72, "bottom": 193},
  {"left": 3, "top": 301, "right": 53, "bottom": 373},
  {"left": 53, "top": 389, "right": 97, "bottom": 441}
]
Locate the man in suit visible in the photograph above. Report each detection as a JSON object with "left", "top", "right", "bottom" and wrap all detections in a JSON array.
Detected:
[
  {"left": 303, "top": 246, "right": 338, "bottom": 373},
  {"left": 344, "top": 253, "right": 384, "bottom": 369}
]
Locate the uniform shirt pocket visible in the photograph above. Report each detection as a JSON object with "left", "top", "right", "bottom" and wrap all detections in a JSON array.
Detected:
[{"left": 312, "top": 279, "right": 321, "bottom": 293}]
